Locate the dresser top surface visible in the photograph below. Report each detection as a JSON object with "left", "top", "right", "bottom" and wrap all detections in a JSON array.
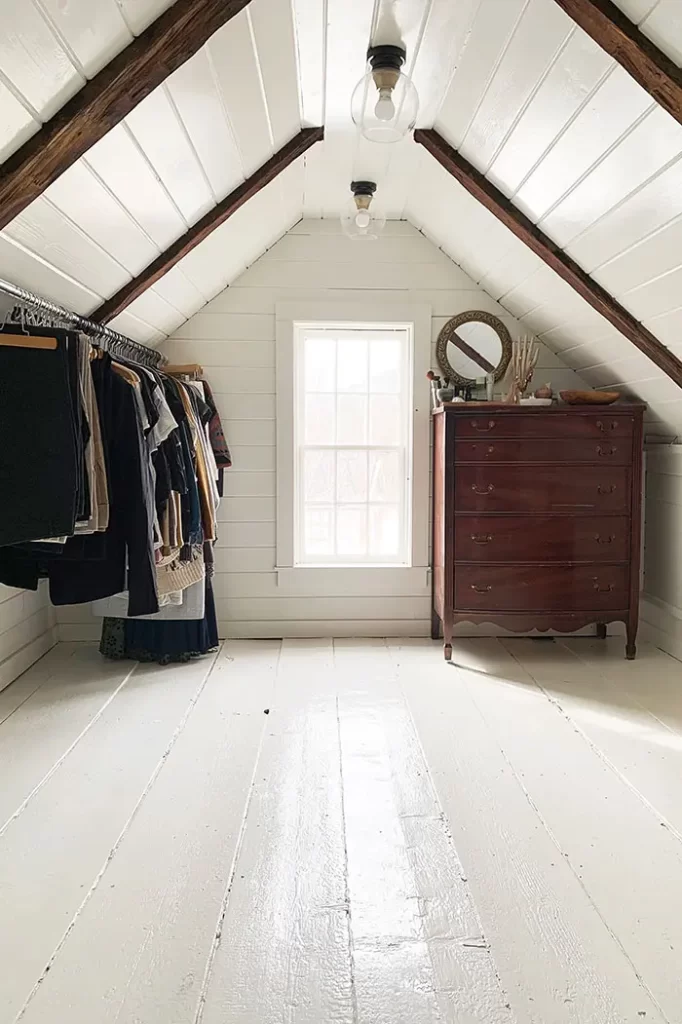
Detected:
[{"left": 434, "top": 402, "right": 646, "bottom": 416}]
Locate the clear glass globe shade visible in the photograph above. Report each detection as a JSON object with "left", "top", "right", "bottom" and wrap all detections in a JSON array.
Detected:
[
  {"left": 354, "top": 210, "right": 371, "bottom": 229},
  {"left": 351, "top": 70, "right": 419, "bottom": 143}
]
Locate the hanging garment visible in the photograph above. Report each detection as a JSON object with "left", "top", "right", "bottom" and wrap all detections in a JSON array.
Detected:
[
  {"left": 100, "top": 577, "right": 218, "bottom": 664},
  {"left": 46, "top": 355, "right": 159, "bottom": 616},
  {"left": 92, "top": 576, "right": 205, "bottom": 621},
  {"left": 0, "top": 327, "right": 80, "bottom": 546}
]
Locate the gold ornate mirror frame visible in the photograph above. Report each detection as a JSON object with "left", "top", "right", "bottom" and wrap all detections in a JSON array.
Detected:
[{"left": 436, "top": 310, "right": 512, "bottom": 387}]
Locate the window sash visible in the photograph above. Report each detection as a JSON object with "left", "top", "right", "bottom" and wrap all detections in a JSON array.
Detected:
[{"left": 294, "top": 324, "right": 412, "bottom": 567}]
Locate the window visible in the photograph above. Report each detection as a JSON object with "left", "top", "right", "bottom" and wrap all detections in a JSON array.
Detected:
[{"left": 294, "top": 322, "right": 413, "bottom": 566}]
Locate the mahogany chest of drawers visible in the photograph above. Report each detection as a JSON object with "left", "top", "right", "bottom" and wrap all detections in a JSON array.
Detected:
[{"left": 431, "top": 404, "right": 645, "bottom": 660}]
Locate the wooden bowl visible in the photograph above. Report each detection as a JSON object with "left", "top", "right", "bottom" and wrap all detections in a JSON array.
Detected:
[{"left": 559, "top": 390, "right": 620, "bottom": 405}]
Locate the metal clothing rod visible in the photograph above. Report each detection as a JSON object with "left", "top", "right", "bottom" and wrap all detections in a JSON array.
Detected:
[{"left": 0, "top": 277, "right": 166, "bottom": 368}]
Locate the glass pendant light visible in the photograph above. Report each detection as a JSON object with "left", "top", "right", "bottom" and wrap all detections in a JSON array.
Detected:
[
  {"left": 351, "top": 45, "right": 419, "bottom": 144},
  {"left": 340, "top": 181, "right": 386, "bottom": 241}
]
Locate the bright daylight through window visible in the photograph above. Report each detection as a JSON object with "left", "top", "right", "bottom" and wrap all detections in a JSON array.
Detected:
[{"left": 294, "top": 323, "right": 413, "bottom": 566}]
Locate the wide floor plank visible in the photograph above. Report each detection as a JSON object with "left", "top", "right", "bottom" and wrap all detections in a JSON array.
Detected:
[
  {"left": 199, "top": 639, "right": 355, "bottom": 1024},
  {"left": 2, "top": 653, "right": 219, "bottom": 1022},
  {"left": 17, "top": 642, "right": 277, "bottom": 1024},
  {"left": 0, "top": 645, "right": 135, "bottom": 830},
  {"left": 335, "top": 639, "right": 513, "bottom": 1024}
]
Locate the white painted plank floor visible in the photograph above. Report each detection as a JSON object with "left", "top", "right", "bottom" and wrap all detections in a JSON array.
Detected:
[{"left": 1, "top": 637, "right": 681, "bottom": 1023}]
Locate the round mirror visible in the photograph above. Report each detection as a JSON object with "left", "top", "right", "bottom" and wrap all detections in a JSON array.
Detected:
[{"left": 436, "top": 311, "right": 512, "bottom": 387}]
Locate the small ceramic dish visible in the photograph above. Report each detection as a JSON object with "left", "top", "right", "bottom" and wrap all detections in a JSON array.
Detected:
[
  {"left": 520, "top": 397, "right": 552, "bottom": 406},
  {"left": 559, "top": 390, "right": 620, "bottom": 405}
]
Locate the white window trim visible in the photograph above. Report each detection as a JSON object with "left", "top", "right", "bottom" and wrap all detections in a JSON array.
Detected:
[{"left": 275, "top": 301, "right": 431, "bottom": 589}]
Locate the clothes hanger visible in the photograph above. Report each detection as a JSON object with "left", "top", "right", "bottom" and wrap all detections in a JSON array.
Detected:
[
  {"left": 0, "top": 304, "right": 58, "bottom": 350},
  {"left": 164, "top": 363, "right": 203, "bottom": 379}
]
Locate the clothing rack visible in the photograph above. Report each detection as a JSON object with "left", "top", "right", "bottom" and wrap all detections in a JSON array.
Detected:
[{"left": 0, "top": 277, "right": 166, "bottom": 368}]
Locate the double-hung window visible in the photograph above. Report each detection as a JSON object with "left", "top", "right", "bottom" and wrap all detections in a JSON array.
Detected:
[{"left": 293, "top": 322, "right": 413, "bottom": 566}]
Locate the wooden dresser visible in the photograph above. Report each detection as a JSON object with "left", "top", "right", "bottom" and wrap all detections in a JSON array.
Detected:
[{"left": 431, "top": 404, "right": 645, "bottom": 660}]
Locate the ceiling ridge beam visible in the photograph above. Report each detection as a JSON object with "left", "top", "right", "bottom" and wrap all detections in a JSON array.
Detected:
[
  {"left": 414, "top": 127, "right": 682, "bottom": 388},
  {"left": 0, "top": 0, "right": 253, "bottom": 231},
  {"left": 93, "top": 127, "right": 324, "bottom": 323},
  {"left": 549, "top": 0, "right": 682, "bottom": 125}
]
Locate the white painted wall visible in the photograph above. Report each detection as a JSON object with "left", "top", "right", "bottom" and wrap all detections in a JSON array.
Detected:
[
  {"left": 0, "top": 584, "right": 55, "bottom": 692},
  {"left": 57, "top": 219, "right": 589, "bottom": 641},
  {"left": 640, "top": 445, "right": 682, "bottom": 660}
]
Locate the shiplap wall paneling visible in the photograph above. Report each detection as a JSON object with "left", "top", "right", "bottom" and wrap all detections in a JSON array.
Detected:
[
  {"left": 641, "top": 445, "right": 682, "bottom": 658},
  {"left": 55, "top": 219, "right": 588, "bottom": 642},
  {"left": 0, "top": 583, "right": 56, "bottom": 693}
]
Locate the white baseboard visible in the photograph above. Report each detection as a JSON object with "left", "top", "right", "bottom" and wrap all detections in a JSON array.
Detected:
[{"left": 0, "top": 627, "right": 58, "bottom": 693}]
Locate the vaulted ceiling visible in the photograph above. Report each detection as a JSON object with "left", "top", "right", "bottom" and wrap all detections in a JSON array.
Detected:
[{"left": 2, "top": 0, "right": 682, "bottom": 435}]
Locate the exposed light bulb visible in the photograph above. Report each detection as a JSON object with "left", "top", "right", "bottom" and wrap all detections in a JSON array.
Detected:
[
  {"left": 374, "top": 88, "right": 395, "bottom": 122},
  {"left": 354, "top": 209, "right": 371, "bottom": 229}
]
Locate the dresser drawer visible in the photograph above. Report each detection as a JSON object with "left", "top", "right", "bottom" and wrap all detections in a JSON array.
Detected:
[
  {"left": 454, "top": 515, "right": 630, "bottom": 562},
  {"left": 455, "top": 465, "right": 629, "bottom": 513},
  {"left": 456, "top": 413, "right": 634, "bottom": 440},
  {"left": 455, "top": 438, "right": 630, "bottom": 465},
  {"left": 455, "top": 564, "right": 629, "bottom": 612}
]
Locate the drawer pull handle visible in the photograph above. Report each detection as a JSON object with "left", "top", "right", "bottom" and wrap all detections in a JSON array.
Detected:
[
  {"left": 471, "top": 584, "right": 492, "bottom": 594},
  {"left": 594, "top": 534, "right": 616, "bottom": 544},
  {"left": 472, "top": 484, "right": 494, "bottom": 495},
  {"left": 471, "top": 420, "right": 496, "bottom": 432},
  {"left": 593, "top": 583, "right": 615, "bottom": 594},
  {"left": 596, "top": 445, "right": 617, "bottom": 456},
  {"left": 596, "top": 420, "right": 618, "bottom": 433},
  {"left": 597, "top": 484, "right": 616, "bottom": 495},
  {"left": 471, "top": 533, "right": 492, "bottom": 544}
]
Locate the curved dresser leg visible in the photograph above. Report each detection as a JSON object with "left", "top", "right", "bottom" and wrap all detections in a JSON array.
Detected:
[
  {"left": 444, "top": 644, "right": 453, "bottom": 662},
  {"left": 596, "top": 623, "right": 607, "bottom": 640},
  {"left": 431, "top": 607, "right": 441, "bottom": 641}
]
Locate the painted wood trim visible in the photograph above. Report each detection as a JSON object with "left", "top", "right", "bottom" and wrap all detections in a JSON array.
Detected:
[
  {"left": 414, "top": 128, "right": 682, "bottom": 389},
  {"left": 94, "top": 128, "right": 324, "bottom": 322},
  {"left": 0, "top": 0, "right": 253, "bottom": 231},
  {"left": 549, "top": 0, "right": 682, "bottom": 126}
]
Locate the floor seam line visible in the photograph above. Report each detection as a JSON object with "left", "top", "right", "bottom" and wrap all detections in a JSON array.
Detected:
[
  {"left": 12, "top": 650, "right": 220, "bottom": 1024},
  {"left": 0, "top": 658, "right": 140, "bottom": 838},
  {"left": 334, "top": 639, "right": 359, "bottom": 1024},
  {"left": 193, "top": 640, "right": 282, "bottom": 1024}
]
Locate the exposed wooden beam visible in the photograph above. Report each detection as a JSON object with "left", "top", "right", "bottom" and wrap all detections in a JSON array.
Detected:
[
  {"left": 0, "top": 0, "right": 252, "bottom": 230},
  {"left": 549, "top": 0, "right": 682, "bottom": 125},
  {"left": 414, "top": 128, "right": 682, "bottom": 388},
  {"left": 94, "top": 127, "right": 324, "bottom": 323}
]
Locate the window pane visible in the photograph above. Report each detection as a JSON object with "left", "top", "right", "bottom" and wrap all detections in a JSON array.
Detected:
[
  {"left": 369, "top": 450, "right": 401, "bottom": 503},
  {"left": 305, "top": 394, "right": 335, "bottom": 444},
  {"left": 337, "top": 450, "right": 368, "bottom": 502},
  {"left": 370, "top": 338, "right": 401, "bottom": 393},
  {"left": 304, "top": 450, "right": 334, "bottom": 503},
  {"left": 369, "top": 505, "right": 400, "bottom": 556},
  {"left": 337, "top": 393, "right": 367, "bottom": 444},
  {"left": 304, "top": 336, "right": 335, "bottom": 392},
  {"left": 304, "top": 506, "right": 334, "bottom": 556},
  {"left": 337, "top": 337, "right": 367, "bottom": 393},
  {"left": 369, "top": 394, "right": 401, "bottom": 444},
  {"left": 336, "top": 505, "right": 367, "bottom": 557}
]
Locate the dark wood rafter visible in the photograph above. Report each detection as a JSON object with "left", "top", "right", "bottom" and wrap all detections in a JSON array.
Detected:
[
  {"left": 93, "top": 127, "right": 324, "bottom": 322},
  {"left": 0, "top": 0, "right": 253, "bottom": 230},
  {"left": 414, "top": 128, "right": 682, "bottom": 389},
  {"left": 549, "top": 0, "right": 682, "bottom": 125}
]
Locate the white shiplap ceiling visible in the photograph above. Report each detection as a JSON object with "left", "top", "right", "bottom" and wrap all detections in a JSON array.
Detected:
[{"left": 1, "top": 0, "right": 682, "bottom": 433}]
